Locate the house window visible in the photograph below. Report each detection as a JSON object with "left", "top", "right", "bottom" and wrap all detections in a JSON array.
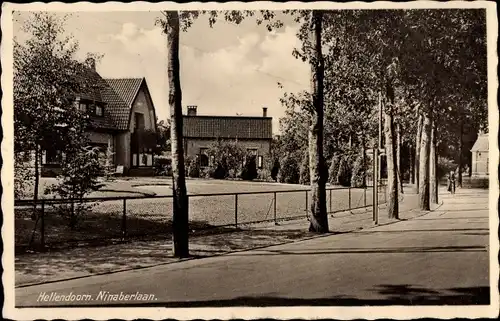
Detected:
[
  {"left": 95, "top": 105, "right": 103, "bottom": 117},
  {"left": 132, "top": 148, "right": 154, "bottom": 167},
  {"left": 134, "top": 113, "right": 145, "bottom": 131},
  {"left": 43, "top": 149, "right": 63, "bottom": 165},
  {"left": 258, "top": 155, "right": 263, "bottom": 169},
  {"left": 78, "top": 102, "right": 87, "bottom": 113},
  {"left": 199, "top": 148, "right": 209, "bottom": 167}
]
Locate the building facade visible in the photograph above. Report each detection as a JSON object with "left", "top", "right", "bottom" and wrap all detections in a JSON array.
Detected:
[
  {"left": 41, "top": 59, "right": 157, "bottom": 176},
  {"left": 182, "top": 106, "right": 272, "bottom": 169},
  {"left": 470, "top": 132, "right": 489, "bottom": 176}
]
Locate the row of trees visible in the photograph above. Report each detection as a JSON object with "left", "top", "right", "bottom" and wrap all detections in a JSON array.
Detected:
[{"left": 160, "top": 9, "right": 487, "bottom": 257}]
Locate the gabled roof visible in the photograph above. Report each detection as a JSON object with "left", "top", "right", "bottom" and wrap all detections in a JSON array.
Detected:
[
  {"left": 183, "top": 115, "right": 272, "bottom": 140},
  {"left": 104, "top": 78, "right": 143, "bottom": 107},
  {"left": 103, "top": 78, "right": 144, "bottom": 130},
  {"left": 471, "top": 134, "right": 489, "bottom": 152}
]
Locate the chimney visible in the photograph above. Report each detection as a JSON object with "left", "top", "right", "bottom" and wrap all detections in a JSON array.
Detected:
[
  {"left": 85, "top": 57, "right": 96, "bottom": 71},
  {"left": 187, "top": 105, "right": 197, "bottom": 116},
  {"left": 262, "top": 107, "right": 268, "bottom": 117}
]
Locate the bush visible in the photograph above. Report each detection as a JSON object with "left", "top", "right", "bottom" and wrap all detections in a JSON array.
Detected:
[
  {"left": 241, "top": 156, "right": 258, "bottom": 181},
  {"left": 270, "top": 159, "right": 280, "bottom": 181},
  {"left": 351, "top": 154, "right": 367, "bottom": 188},
  {"left": 277, "top": 154, "right": 300, "bottom": 184},
  {"left": 437, "top": 157, "right": 457, "bottom": 179},
  {"left": 257, "top": 168, "right": 272, "bottom": 181},
  {"left": 299, "top": 153, "right": 310, "bottom": 185},
  {"left": 154, "top": 156, "right": 172, "bottom": 176},
  {"left": 185, "top": 156, "right": 200, "bottom": 178},
  {"left": 15, "top": 152, "right": 34, "bottom": 200},
  {"left": 328, "top": 154, "right": 341, "bottom": 185},
  {"left": 336, "top": 156, "right": 352, "bottom": 187},
  {"left": 206, "top": 140, "right": 245, "bottom": 180},
  {"left": 45, "top": 146, "right": 104, "bottom": 229}
]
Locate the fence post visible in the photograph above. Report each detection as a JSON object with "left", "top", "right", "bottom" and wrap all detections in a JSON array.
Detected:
[
  {"left": 234, "top": 194, "right": 238, "bottom": 228},
  {"left": 272, "top": 192, "right": 277, "bottom": 225},
  {"left": 40, "top": 200, "right": 45, "bottom": 251},
  {"left": 305, "top": 190, "right": 309, "bottom": 219},
  {"left": 364, "top": 186, "right": 367, "bottom": 207},
  {"left": 122, "top": 199, "right": 127, "bottom": 240},
  {"left": 348, "top": 187, "right": 351, "bottom": 210},
  {"left": 329, "top": 189, "right": 332, "bottom": 213}
]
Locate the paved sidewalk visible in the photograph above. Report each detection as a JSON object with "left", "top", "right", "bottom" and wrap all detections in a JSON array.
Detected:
[
  {"left": 15, "top": 186, "right": 420, "bottom": 287},
  {"left": 16, "top": 187, "right": 490, "bottom": 307}
]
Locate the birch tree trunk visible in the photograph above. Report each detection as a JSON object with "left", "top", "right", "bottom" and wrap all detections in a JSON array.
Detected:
[
  {"left": 383, "top": 92, "right": 399, "bottom": 219},
  {"left": 308, "top": 10, "right": 328, "bottom": 233},
  {"left": 396, "top": 122, "right": 403, "bottom": 194},
  {"left": 414, "top": 112, "right": 423, "bottom": 192},
  {"left": 419, "top": 112, "right": 431, "bottom": 210},
  {"left": 166, "top": 11, "right": 189, "bottom": 257},
  {"left": 429, "top": 120, "right": 438, "bottom": 204}
]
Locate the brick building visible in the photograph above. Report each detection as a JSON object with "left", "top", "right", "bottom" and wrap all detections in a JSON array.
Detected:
[
  {"left": 182, "top": 106, "right": 272, "bottom": 169},
  {"left": 41, "top": 58, "right": 157, "bottom": 176}
]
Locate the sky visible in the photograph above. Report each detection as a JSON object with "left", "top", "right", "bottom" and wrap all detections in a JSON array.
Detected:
[{"left": 13, "top": 11, "right": 311, "bottom": 133}]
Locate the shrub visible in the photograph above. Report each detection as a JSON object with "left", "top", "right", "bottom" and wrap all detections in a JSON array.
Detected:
[
  {"left": 299, "top": 153, "right": 310, "bottom": 185},
  {"left": 185, "top": 156, "right": 200, "bottom": 178},
  {"left": 206, "top": 140, "right": 245, "bottom": 180},
  {"left": 14, "top": 152, "right": 34, "bottom": 200},
  {"left": 241, "top": 155, "right": 258, "bottom": 181},
  {"left": 277, "top": 154, "right": 300, "bottom": 184},
  {"left": 437, "top": 157, "right": 457, "bottom": 179},
  {"left": 154, "top": 156, "right": 172, "bottom": 176},
  {"left": 45, "top": 146, "right": 104, "bottom": 229},
  {"left": 270, "top": 159, "right": 280, "bottom": 181},
  {"left": 328, "top": 154, "right": 341, "bottom": 185},
  {"left": 257, "top": 169, "right": 272, "bottom": 181},
  {"left": 337, "top": 156, "right": 352, "bottom": 187},
  {"left": 351, "top": 154, "right": 367, "bottom": 188}
]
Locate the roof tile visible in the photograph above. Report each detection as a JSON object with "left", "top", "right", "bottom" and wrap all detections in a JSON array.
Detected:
[{"left": 183, "top": 116, "right": 272, "bottom": 140}]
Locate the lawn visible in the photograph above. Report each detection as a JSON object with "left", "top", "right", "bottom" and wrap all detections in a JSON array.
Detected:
[{"left": 15, "top": 179, "right": 386, "bottom": 253}]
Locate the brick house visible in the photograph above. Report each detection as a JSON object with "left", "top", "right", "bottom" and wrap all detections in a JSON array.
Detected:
[
  {"left": 42, "top": 59, "right": 157, "bottom": 176},
  {"left": 470, "top": 132, "right": 489, "bottom": 176},
  {"left": 182, "top": 106, "right": 272, "bottom": 169}
]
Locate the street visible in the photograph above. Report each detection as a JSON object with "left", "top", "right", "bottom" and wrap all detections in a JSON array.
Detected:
[{"left": 16, "top": 189, "right": 491, "bottom": 307}]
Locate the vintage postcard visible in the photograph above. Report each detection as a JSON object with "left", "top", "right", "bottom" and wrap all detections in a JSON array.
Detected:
[{"left": 2, "top": 1, "right": 499, "bottom": 320}]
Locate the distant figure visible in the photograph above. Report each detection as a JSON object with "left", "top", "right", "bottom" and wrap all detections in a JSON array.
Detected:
[{"left": 447, "top": 171, "right": 456, "bottom": 194}]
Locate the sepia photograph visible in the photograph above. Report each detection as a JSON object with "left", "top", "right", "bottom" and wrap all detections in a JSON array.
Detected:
[{"left": 2, "top": 1, "right": 498, "bottom": 320}]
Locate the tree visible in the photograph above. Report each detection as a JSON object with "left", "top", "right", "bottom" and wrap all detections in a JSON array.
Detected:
[
  {"left": 158, "top": 11, "right": 189, "bottom": 258},
  {"left": 155, "top": 118, "right": 171, "bottom": 154},
  {"left": 305, "top": 10, "right": 329, "bottom": 232},
  {"left": 14, "top": 12, "right": 99, "bottom": 215},
  {"left": 46, "top": 146, "right": 104, "bottom": 229}
]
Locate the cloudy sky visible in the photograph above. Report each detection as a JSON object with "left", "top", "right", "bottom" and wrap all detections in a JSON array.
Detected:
[{"left": 14, "top": 11, "right": 310, "bottom": 133}]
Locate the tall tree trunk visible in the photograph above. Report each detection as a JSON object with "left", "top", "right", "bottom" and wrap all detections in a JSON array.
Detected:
[
  {"left": 419, "top": 111, "right": 431, "bottom": 210},
  {"left": 414, "top": 112, "right": 423, "bottom": 192},
  {"left": 362, "top": 134, "right": 366, "bottom": 187},
  {"left": 166, "top": 11, "right": 189, "bottom": 257},
  {"left": 409, "top": 145, "right": 414, "bottom": 184},
  {"left": 458, "top": 118, "right": 463, "bottom": 187},
  {"left": 430, "top": 120, "right": 438, "bottom": 204},
  {"left": 32, "top": 145, "right": 40, "bottom": 220},
  {"left": 396, "top": 122, "right": 403, "bottom": 194},
  {"left": 308, "top": 10, "right": 328, "bottom": 233},
  {"left": 383, "top": 86, "right": 398, "bottom": 220}
]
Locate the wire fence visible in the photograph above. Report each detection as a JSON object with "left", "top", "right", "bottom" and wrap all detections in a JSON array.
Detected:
[{"left": 15, "top": 184, "right": 387, "bottom": 253}]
